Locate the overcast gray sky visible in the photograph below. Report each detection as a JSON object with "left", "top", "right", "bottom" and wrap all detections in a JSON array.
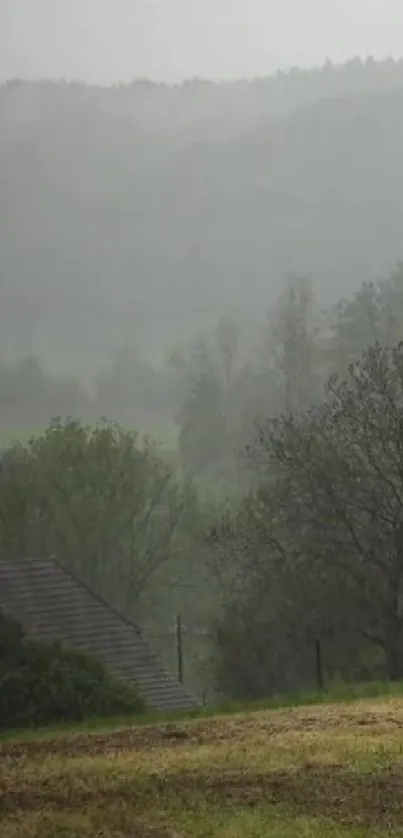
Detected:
[{"left": 1, "top": 0, "right": 403, "bottom": 85}]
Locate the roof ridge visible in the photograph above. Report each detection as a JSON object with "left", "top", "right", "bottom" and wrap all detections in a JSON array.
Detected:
[
  {"left": 14, "top": 556, "right": 194, "bottom": 689},
  {"left": 49, "top": 555, "right": 144, "bottom": 638},
  {"left": 0, "top": 556, "right": 199, "bottom": 709}
]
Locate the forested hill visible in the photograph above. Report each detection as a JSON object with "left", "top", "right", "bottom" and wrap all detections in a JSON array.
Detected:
[{"left": 1, "top": 57, "right": 403, "bottom": 373}]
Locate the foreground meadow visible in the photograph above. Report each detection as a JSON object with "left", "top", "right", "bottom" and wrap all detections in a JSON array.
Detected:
[{"left": 2, "top": 698, "right": 403, "bottom": 837}]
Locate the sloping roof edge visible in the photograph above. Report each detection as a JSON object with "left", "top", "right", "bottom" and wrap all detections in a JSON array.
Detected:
[{"left": 0, "top": 555, "right": 200, "bottom": 711}]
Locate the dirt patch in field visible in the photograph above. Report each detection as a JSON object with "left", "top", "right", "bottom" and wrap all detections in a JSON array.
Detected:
[
  {"left": 0, "top": 724, "right": 200, "bottom": 761},
  {"left": 124, "top": 764, "right": 403, "bottom": 828},
  {"left": 2, "top": 700, "right": 403, "bottom": 761},
  {"left": 2, "top": 702, "right": 403, "bottom": 831},
  {"left": 1, "top": 762, "right": 403, "bottom": 829},
  {"left": 118, "top": 764, "right": 403, "bottom": 829},
  {"left": 173, "top": 764, "right": 403, "bottom": 828}
]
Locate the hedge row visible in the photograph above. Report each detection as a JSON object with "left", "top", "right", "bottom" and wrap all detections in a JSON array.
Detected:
[{"left": 0, "top": 613, "right": 145, "bottom": 729}]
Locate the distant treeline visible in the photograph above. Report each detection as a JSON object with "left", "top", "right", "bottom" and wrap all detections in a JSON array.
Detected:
[
  {"left": 2, "top": 263, "right": 403, "bottom": 481},
  {"left": 0, "top": 353, "right": 183, "bottom": 429}
]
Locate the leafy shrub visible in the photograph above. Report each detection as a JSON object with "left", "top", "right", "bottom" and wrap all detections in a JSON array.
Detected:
[{"left": 0, "top": 612, "right": 146, "bottom": 729}]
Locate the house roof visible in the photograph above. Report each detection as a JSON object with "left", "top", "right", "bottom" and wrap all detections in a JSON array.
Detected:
[{"left": 0, "top": 556, "right": 199, "bottom": 712}]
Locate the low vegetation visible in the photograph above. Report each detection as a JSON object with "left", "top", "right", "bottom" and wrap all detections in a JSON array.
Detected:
[
  {"left": 2, "top": 696, "right": 403, "bottom": 837},
  {"left": 0, "top": 677, "right": 402, "bottom": 742},
  {"left": 0, "top": 613, "right": 145, "bottom": 730}
]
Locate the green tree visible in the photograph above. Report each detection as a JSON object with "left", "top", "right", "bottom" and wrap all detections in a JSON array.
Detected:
[
  {"left": 0, "top": 419, "right": 190, "bottom": 611},
  {"left": 323, "top": 265, "right": 403, "bottom": 377},
  {"left": 211, "top": 340, "right": 403, "bottom": 698},
  {"left": 262, "top": 275, "right": 320, "bottom": 413},
  {"left": 252, "top": 341, "right": 403, "bottom": 680},
  {"left": 208, "top": 476, "right": 369, "bottom": 699},
  {"left": 172, "top": 319, "right": 244, "bottom": 479}
]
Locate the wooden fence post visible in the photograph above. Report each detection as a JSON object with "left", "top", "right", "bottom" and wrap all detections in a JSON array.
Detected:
[
  {"left": 315, "top": 636, "right": 324, "bottom": 691},
  {"left": 176, "top": 614, "right": 184, "bottom": 685}
]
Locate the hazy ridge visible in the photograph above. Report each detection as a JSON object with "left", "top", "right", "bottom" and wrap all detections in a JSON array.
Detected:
[{"left": 1, "top": 57, "right": 403, "bottom": 374}]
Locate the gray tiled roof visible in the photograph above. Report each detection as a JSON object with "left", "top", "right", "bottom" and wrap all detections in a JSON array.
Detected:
[{"left": 0, "top": 556, "right": 198, "bottom": 712}]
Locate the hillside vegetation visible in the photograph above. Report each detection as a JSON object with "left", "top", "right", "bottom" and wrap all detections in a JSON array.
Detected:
[
  {"left": 2, "top": 57, "right": 403, "bottom": 371},
  {"left": 2, "top": 697, "right": 403, "bottom": 836}
]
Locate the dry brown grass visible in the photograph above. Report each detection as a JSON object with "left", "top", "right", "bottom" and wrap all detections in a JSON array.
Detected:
[{"left": 2, "top": 698, "right": 403, "bottom": 836}]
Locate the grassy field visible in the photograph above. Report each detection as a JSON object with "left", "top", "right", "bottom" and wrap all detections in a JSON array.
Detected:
[
  {"left": 2, "top": 695, "right": 403, "bottom": 837},
  {"left": 2, "top": 679, "right": 403, "bottom": 745}
]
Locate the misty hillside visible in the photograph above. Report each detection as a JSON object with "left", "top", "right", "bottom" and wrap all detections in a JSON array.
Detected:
[{"left": 1, "top": 57, "right": 403, "bottom": 374}]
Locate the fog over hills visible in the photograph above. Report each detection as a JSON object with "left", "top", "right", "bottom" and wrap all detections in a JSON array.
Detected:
[{"left": 1, "top": 56, "right": 403, "bottom": 375}]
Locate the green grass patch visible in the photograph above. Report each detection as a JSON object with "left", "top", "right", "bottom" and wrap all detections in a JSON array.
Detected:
[
  {"left": 1, "top": 804, "right": 391, "bottom": 838},
  {"left": 164, "top": 804, "right": 393, "bottom": 838}
]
